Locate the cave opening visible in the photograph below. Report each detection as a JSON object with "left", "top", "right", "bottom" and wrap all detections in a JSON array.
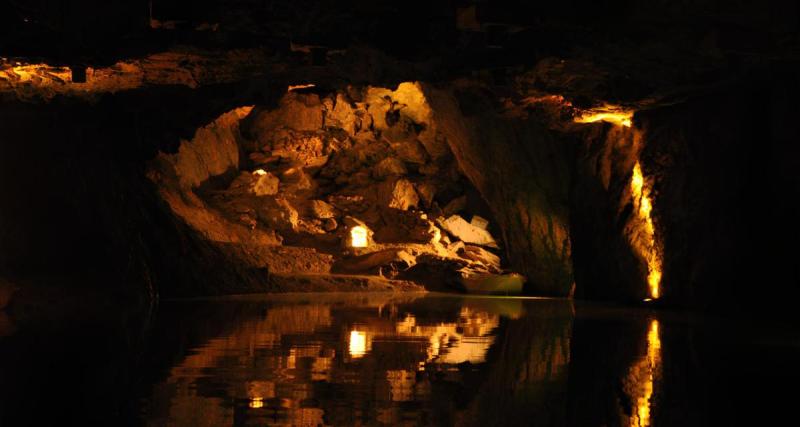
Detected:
[
  {"left": 148, "top": 82, "right": 517, "bottom": 295},
  {"left": 2, "top": 1, "right": 799, "bottom": 425}
]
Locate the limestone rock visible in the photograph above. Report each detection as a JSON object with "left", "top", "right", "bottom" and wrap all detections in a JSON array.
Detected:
[
  {"left": 166, "top": 107, "right": 247, "bottom": 189},
  {"left": 251, "top": 93, "right": 323, "bottom": 134},
  {"left": 257, "top": 198, "right": 299, "bottom": 231},
  {"left": 248, "top": 152, "right": 279, "bottom": 167},
  {"left": 460, "top": 245, "right": 502, "bottom": 273},
  {"left": 418, "top": 129, "right": 450, "bottom": 160},
  {"left": 280, "top": 167, "right": 313, "bottom": 191},
  {"left": 251, "top": 170, "right": 280, "bottom": 196},
  {"left": 447, "top": 240, "right": 465, "bottom": 254},
  {"left": 381, "top": 178, "right": 419, "bottom": 211},
  {"left": 374, "top": 210, "right": 441, "bottom": 244},
  {"left": 443, "top": 195, "right": 467, "bottom": 215},
  {"left": 415, "top": 182, "right": 436, "bottom": 207},
  {"left": 271, "top": 133, "right": 327, "bottom": 168},
  {"left": 439, "top": 215, "right": 498, "bottom": 248},
  {"left": 382, "top": 120, "right": 429, "bottom": 165},
  {"left": 470, "top": 215, "right": 489, "bottom": 230},
  {"left": 310, "top": 200, "right": 337, "bottom": 219},
  {"left": 393, "top": 139, "right": 429, "bottom": 165},
  {"left": 323, "top": 217, "right": 338, "bottom": 231},
  {"left": 325, "top": 93, "right": 358, "bottom": 135},
  {"left": 372, "top": 157, "right": 407, "bottom": 179},
  {"left": 365, "top": 88, "right": 394, "bottom": 130},
  {"left": 333, "top": 248, "right": 416, "bottom": 276},
  {"left": 418, "top": 162, "right": 440, "bottom": 176}
]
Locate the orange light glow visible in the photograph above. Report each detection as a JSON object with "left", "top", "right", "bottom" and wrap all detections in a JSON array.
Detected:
[
  {"left": 631, "top": 162, "right": 661, "bottom": 299},
  {"left": 4, "top": 64, "right": 73, "bottom": 84},
  {"left": 628, "top": 319, "right": 662, "bottom": 427},
  {"left": 249, "top": 397, "right": 264, "bottom": 409},
  {"left": 348, "top": 330, "right": 367, "bottom": 358},
  {"left": 350, "top": 226, "right": 368, "bottom": 248},
  {"left": 288, "top": 83, "right": 315, "bottom": 92},
  {"left": 574, "top": 104, "right": 634, "bottom": 127}
]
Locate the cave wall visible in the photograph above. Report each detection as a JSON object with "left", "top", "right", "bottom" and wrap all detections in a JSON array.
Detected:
[
  {"left": 569, "top": 124, "right": 647, "bottom": 302},
  {"left": 0, "top": 83, "right": 280, "bottom": 300},
  {"left": 567, "top": 68, "right": 800, "bottom": 312},
  {"left": 638, "top": 69, "right": 800, "bottom": 312},
  {"left": 427, "top": 85, "right": 575, "bottom": 296},
  {"left": 1, "top": 67, "right": 798, "bottom": 312}
]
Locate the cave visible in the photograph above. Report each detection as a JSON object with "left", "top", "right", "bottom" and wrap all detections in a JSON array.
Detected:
[{"left": 1, "top": 1, "right": 799, "bottom": 426}]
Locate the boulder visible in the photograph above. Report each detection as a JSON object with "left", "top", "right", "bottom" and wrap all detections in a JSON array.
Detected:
[
  {"left": 442, "top": 195, "right": 467, "bottom": 215},
  {"left": 325, "top": 93, "right": 359, "bottom": 135},
  {"left": 381, "top": 178, "right": 419, "bottom": 211},
  {"left": 392, "top": 139, "right": 429, "bottom": 165},
  {"left": 280, "top": 167, "right": 313, "bottom": 191},
  {"left": 414, "top": 182, "right": 436, "bottom": 208},
  {"left": 460, "top": 245, "right": 502, "bottom": 273},
  {"left": 323, "top": 217, "right": 338, "bottom": 231},
  {"left": 374, "top": 210, "right": 441, "bottom": 244},
  {"left": 309, "top": 200, "right": 337, "bottom": 219},
  {"left": 333, "top": 248, "right": 416, "bottom": 277},
  {"left": 470, "top": 215, "right": 489, "bottom": 230},
  {"left": 271, "top": 133, "right": 327, "bottom": 168},
  {"left": 439, "top": 214, "right": 499, "bottom": 248},
  {"left": 251, "top": 170, "right": 280, "bottom": 196},
  {"left": 257, "top": 198, "right": 299, "bottom": 231},
  {"left": 372, "top": 157, "right": 407, "bottom": 179},
  {"left": 251, "top": 93, "right": 323, "bottom": 134}
]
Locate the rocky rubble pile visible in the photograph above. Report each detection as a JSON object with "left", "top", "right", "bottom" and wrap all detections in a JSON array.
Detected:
[{"left": 178, "top": 82, "right": 514, "bottom": 290}]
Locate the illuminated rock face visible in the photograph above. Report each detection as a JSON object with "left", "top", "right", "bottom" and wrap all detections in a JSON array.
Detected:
[{"left": 426, "top": 87, "right": 575, "bottom": 296}]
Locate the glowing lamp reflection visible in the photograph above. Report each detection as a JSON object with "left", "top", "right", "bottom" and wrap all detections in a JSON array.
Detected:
[
  {"left": 249, "top": 397, "right": 264, "bottom": 409},
  {"left": 349, "top": 330, "right": 367, "bottom": 358},
  {"left": 350, "top": 226, "right": 368, "bottom": 248},
  {"left": 630, "top": 319, "right": 662, "bottom": 427}
]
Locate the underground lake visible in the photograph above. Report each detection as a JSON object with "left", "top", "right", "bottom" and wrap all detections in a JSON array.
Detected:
[{"left": 2, "top": 1, "right": 799, "bottom": 425}]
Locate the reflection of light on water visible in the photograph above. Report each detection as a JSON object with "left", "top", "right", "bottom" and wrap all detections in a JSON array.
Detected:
[
  {"left": 349, "top": 330, "right": 367, "bottom": 358},
  {"left": 249, "top": 397, "right": 264, "bottom": 409},
  {"left": 386, "top": 370, "right": 415, "bottom": 402},
  {"left": 394, "top": 308, "right": 499, "bottom": 364},
  {"left": 626, "top": 319, "right": 662, "bottom": 427},
  {"left": 631, "top": 162, "right": 662, "bottom": 299}
]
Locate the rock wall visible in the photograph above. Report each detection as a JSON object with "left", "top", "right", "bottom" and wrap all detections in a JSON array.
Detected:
[{"left": 426, "top": 85, "right": 575, "bottom": 296}]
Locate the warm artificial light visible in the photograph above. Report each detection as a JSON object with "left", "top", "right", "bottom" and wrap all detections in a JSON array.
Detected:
[
  {"left": 350, "top": 226, "right": 368, "bottom": 248},
  {"left": 575, "top": 104, "right": 634, "bottom": 127},
  {"left": 349, "top": 330, "right": 367, "bottom": 358},
  {"left": 249, "top": 397, "right": 264, "bottom": 409},
  {"left": 631, "top": 162, "right": 661, "bottom": 300},
  {"left": 288, "top": 83, "right": 315, "bottom": 92}
]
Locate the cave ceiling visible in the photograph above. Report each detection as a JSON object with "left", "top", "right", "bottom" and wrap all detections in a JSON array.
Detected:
[{"left": 1, "top": 1, "right": 796, "bottom": 110}]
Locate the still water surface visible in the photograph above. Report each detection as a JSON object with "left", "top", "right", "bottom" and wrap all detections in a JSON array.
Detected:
[{"left": 2, "top": 292, "right": 799, "bottom": 426}]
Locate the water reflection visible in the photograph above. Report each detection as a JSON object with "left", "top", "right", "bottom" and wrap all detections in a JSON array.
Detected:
[
  {"left": 4, "top": 292, "right": 770, "bottom": 425},
  {"left": 138, "top": 294, "right": 573, "bottom": 426},
  {"left": 623, "top": 319, "right": 662, "bottom": 427}
]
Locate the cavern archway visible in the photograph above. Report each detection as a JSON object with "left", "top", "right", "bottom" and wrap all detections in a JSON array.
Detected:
[{"left": 148, "top": 82, "right": 521, "bottom": 296}]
